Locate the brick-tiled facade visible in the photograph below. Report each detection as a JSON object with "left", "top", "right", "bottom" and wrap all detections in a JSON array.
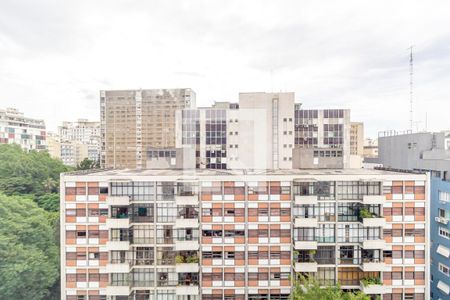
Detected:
[{"left": 61, "top": 169, "right": 429, "bottom": 300}]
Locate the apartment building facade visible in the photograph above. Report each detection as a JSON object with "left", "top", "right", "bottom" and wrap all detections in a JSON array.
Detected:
[
  {"left": 48, "top": 119, "right": 102, "bottom": 166},
  {"left": 293, "top": 106, "right": 352, "bottom": 168},
  {"left": 61, "top": 168, "right": 429, "bottom": 300},
  {"left": 59, "top": 119, "right": 101, "bottom": 145},
  {"left": 378, "top": 130, "right": 450, "bottom": 299},
  {"left": 101, "top": 89, "right": 196, "bottom": 169},
  {"left": 0, "top": 107, "right": 46, "bottom": 151}
]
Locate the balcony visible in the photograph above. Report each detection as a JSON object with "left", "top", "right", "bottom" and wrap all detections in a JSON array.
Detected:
[
  {"left": 106, "top": 218, "right": 129, "bottom": 228},
  {"left": 176, "top": 263, "right": 199, "bottom": 273},
  {"left": 106, "top": 285, "right": 130, "bottom": 296},
  {"left": 362, "top": 195, "right": 386, "bottom": 205},
  {"left": 360, "top": 279, "right": 384, "bottom": 295},
  {"left": 106, "top": 260, "right": 131, "bottom": 273},
  {"left": 106, "top": 240, "right": 130, "bottom": 251},
  {"left": 175, "top": 238, "right": 199, "bottom": 251},
  {"left": 294, "top": 241, "right": 318, "bottom": 250},
  {"left": 358, "top": 208, "right": 385, "bottom": 227},
  {"left": 175, "top": 194, "right": 199, "bottom": 206},
  {"left": 176, "top": 285, "right": 199, "bottom": 295},
  {"left": 106, "top": 196, "right": 130, "bottom": 206},
  {"left": 361, "top": 217, "right": 385, "bottom": 228},
  {"left": 294, "top": 217, "right": 318, "bottom": 228},
  {"left": 294, "top": 195, "right": 318, "bottom": 205},
  {"left": 294, "top": 261, "right": 318, "bottom": 272},
  {"left": 175, "top": 208, "right": 199, "bottom": 228},
  {"left": 175, "top": 218, "right": 199, "bottom": 228},
  {"left": 175, "top": 253, "right": 199, "bottom": 272},
  {"left": 359, "top": 259, "right": 386, "bottom": 272},
  {"left": 360, "top": 239, "right": 386, "bottom": 250}
]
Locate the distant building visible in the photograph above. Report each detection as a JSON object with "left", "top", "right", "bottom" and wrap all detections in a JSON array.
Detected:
[
  {"left": 0, "top": 107, "right": 46, "bottom": 151},
  {"left": 58, "top": 119, "right": 100, "bottom": 145},
  {"left": 293, "top": 105, "right": 352, "bottom": 169},
  {"left": 363, "top": 138, "right": 378, "bottom": 159},
  {"left": 177, "top": 92, "right": 355, "bottom": 170},
  {"left": 48, "top": 119, "right": 101, "bottom": 167},
  {"left": 350, "top": 122, "right": 364, "bottom": 156},
  {"left": 101, "top": 89, "right": 196, "bottom": 169},
  {"left": 48, "top": 135, "right": 99, "bottom": 167},
  {"left": 378, "top": 130, "right": 450, "bottom": 299}
]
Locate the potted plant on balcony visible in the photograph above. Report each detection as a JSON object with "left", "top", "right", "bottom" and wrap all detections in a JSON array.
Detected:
[
  {"left": 186, "top": 255, "right": 199, "bottom": 263},
  {"left": 361, "top": 276, "right": 382, "bottom": 286},
  {"left": 175, "top": 255, "right": 185, "bottom": 264},
  {"left": 359, "top": 208, "right": 373, "bottom": 219}
]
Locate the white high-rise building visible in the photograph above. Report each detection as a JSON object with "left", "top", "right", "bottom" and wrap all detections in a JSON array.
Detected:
[{"left": 0, "top": 107, "right": 46, "bottom": 151}]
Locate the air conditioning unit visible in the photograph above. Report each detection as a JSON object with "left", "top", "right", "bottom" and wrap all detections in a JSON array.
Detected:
[{"left": 435, "top": 217, "right": 449, "bottom": 225}]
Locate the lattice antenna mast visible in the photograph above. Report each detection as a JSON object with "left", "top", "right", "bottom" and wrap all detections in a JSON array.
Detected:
[{"left": 408, "top": 46, "right": 414, "bottom": 131}]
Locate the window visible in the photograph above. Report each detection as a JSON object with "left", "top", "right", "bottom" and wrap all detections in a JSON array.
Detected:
[
  {"left": 439, "top": 263, "right": 450, "bottom": 276},
  {"left": 439, "top": 226, "right": 450, "bottom": 239},
  {"left": 439, "top": 191, "right": 450, "bottom": 202},
  {"left": 405, "top": 228, "right": 424, "bottom": 237},
  {"left": 203, "top": 251, "right": 222, "bottom": 259},
  {"left": 111, "top": 273, "right": 128, "bottom": 286}
]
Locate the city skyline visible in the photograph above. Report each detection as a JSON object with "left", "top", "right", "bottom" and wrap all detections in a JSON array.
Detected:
[{"left": 1, "top": 1, "right": 450, "bottom": 137}]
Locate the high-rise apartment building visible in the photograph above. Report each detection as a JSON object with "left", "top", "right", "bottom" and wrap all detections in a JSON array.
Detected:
[
  {"left": 61, "top": 168, "right": 429, "bottom": 300},
  {"left": 378, "top": 130, "right": 450, "bottom": 299},
  {"left": 0, "top": 107, "right": 46, "bottom": 151},
  {"left": 101, "top": 89, "right": 196, "bottom": 169}
]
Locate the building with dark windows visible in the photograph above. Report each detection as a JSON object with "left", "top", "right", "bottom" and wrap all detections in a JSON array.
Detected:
[{"left": 61, "top": 168, "right": 429, "bottom": 300}]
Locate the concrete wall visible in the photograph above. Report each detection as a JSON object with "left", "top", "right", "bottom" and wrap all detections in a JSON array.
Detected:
[{"left": 292, "top": 148, "right": 344, "bottom": 169}]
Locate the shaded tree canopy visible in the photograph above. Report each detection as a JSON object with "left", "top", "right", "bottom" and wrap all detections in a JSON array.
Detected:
[
  {"left": 0, "top": 144, "right": 69, "bottom": 195},
  {"left": 76, "top": 157, "right": 100, "bottom": 170},
  {"left": 0, "top": 193, "right": 59, "bottom": 300}
]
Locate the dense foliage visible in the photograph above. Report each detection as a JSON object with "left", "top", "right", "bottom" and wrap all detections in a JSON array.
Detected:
[
  {"left": 0, "top": 144, "right": 70, "bottom": 211},
  {"left": 76, "top": 157, "right": 100, "bottom": 170},
  {"left": 0, "top": 144, "right": 69, "bottom": 299},
  {"left": 0, "top": 194, "right": 59, "bottom": 299},
  {"left": 291, "top": 275, "right": 372, "bottom": 300}
]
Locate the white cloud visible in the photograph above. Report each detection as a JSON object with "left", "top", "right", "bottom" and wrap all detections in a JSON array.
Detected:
[{"left": 0, "top": 0, "right": 449, "bottom": 137}]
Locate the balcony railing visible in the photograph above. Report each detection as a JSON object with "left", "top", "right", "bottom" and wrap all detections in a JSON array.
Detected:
[
  {"left": 157, "top": 258, "right": 176, "bottom": 265},
  {"left": 133, "top": 258, "right": 155, "bottom": 266},
  {"left": 158, "top": 280, "right": 178, "bottom": 287},
  {"left": 178, "top": 279, "right": 199, "bottom": 286}
]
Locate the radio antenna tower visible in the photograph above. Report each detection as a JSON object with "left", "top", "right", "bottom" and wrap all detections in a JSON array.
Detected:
[{"left": 408, "top": 46, "right": 414, "bottom": 131}]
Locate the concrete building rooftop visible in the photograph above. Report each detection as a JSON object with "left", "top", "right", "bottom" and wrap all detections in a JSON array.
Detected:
[{"left": 63, "top": 167, "right": 426, "bottom": 178}]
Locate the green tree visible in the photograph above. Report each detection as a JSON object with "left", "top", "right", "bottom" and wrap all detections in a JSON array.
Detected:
[
  {"left": 0, "top": 144, "right": 70, "bottom": 195},
  {"left": 35, "top": 193, "right": 60, "bottom": 212},
  {"left": 291, "top": 274, "right": 370, "bottom": 300},
  {"left": 0, "top": 193, "right": 59, "bottom": 300},
  {"left": 76, "top": 157, "right": 99, "bottom": 170}
]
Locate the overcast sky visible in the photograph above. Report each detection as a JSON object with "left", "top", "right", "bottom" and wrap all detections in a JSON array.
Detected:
[{"left": 1, "top": 0, "right": 450, "bottom": 138}]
